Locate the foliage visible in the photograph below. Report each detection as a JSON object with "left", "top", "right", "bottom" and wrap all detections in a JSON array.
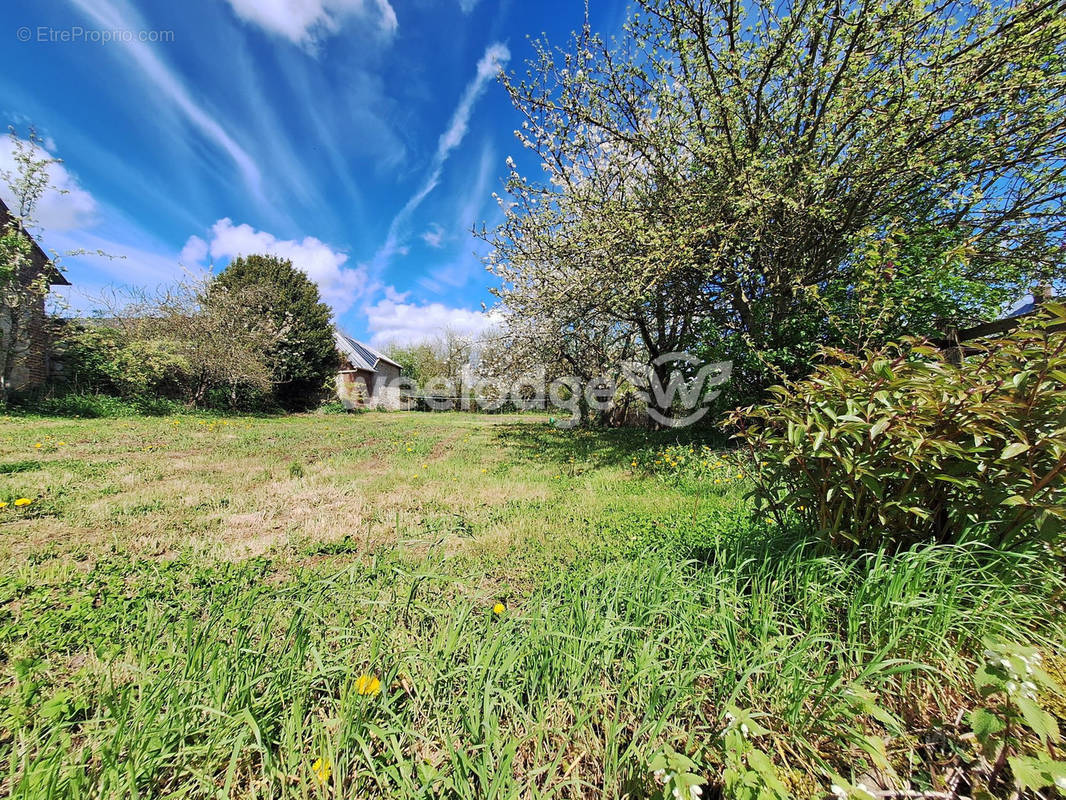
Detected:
[
  {"left": 718, "top": 707, "right": 790, "bottom": 800},
  {"left": 58, "top": 324, "right": 187, "bottom": 400},
  {"left": 52, "top": 280, "right": 281, "bottom": 410},
  {"left": 214, "top": 254, "right": 336, "bottom": 410},
  {"left": 969, "top": 640, "right": 1066, "bottom": 798},
  {"left": 730, "top": 308, "right": 1066, "bottom": 551},
  {"left": 486, "top": 0, "right": 1066, "bottom": 405}
]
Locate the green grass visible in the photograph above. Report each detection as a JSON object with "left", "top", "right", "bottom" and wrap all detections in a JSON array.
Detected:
[{"left": 0, "top": 412, "right": 1062, "bottom": 799}]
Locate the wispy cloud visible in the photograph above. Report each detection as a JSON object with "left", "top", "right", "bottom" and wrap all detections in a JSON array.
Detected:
[
  {"left": 421, "top": 223, "right": 446, "bottom": 248},
  {"left": 66, "top": 0, "right": 264, "bottom": 200},
  {"left": 373, "top": 42, "right": 510, "bottom": 269},
  {"left": 222, "top": 0, "right": 398, "bottom": 48}
]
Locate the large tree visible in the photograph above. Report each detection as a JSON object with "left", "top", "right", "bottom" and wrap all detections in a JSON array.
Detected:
[
  {"left": 215, "top": 254, "right": 336, "bottom": 410},
  {"left": 487, "top": 0, "right": 1066, "bottom": 407}
]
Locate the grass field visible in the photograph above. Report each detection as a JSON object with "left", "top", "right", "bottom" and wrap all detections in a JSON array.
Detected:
[{"left": 0, "top": 411, "right": 1062, "bottom": 799}]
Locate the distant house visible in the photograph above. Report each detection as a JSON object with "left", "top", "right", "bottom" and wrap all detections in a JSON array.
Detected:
[
  {"left": 0, "top": 198, "right": 70, "bottom": 391},
  {"left": 333, "top": 327, "right": 404, "bottom": 410}
]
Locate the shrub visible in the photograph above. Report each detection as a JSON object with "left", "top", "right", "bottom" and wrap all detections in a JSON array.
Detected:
[{"left": 728, "top": 307, "right": 1066, "bottom": 552}]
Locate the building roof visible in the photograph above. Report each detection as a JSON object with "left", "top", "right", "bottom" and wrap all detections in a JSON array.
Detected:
[
  {"left": 0, "top": 198, "right": 71, "bottom": 286},
  {"left": 334, "top": 328, "right": 402, "bottom": 373}
]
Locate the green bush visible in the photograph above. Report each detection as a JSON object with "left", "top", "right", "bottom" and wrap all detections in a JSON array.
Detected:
[
  {"left": 58, "top": 325, "right": 186, "bottom": 401},
  {"left": 729, "top": 307, "right": 1066, "bottom": 552}
]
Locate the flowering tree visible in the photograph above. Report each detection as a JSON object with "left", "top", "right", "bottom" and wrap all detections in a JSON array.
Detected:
[
  {"left": 486, "top": 0, "right": 1066, "bottom": 405},
  {"left": 0, "top": 130, "right": 61, "bottom": 402}
]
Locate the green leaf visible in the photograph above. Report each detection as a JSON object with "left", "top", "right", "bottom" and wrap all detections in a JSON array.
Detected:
[
  {"left": 1007, "top": 755, "right": 1066, "bottom": 791},
  {"left": 969, "top": 708, "right": 1006, "bottom": 746},
  {"left": 1000, "top": 442, "right": 1030, "bottom": 459},
  {"left": 1016, "top": 694, "right": 1059, "bottom": 744}
]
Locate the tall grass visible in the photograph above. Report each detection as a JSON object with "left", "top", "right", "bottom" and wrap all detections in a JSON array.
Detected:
[{"left": 4, "top": 524, "right": 1060, "bottom": 799}]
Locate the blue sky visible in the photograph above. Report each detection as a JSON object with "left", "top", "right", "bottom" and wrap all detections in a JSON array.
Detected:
[{"left": 0, "top": 0, "right": 629, "bottom": 344}]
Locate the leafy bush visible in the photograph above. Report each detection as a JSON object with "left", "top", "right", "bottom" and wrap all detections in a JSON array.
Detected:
[
  {"left": 729, "top": 307, "right": 1066, "bottom": 551},
  {"left": 58, "top": 324, "right": 187, "bottom": 401}
]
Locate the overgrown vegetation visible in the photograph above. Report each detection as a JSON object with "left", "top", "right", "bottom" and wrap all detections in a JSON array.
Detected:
[
  {"left": 1, "top": 413, "right": 1063, "bottom": 799},
  {"left": 732, "top": 309, "right": 1066, "bottom": 552}
]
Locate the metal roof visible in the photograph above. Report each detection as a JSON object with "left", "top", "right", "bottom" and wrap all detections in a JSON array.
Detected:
[{"left": 333, "top": 328, "right": 402, "bottom": 373}]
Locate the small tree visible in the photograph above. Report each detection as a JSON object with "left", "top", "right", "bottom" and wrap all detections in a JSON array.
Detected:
[
  {"left": 215, "top": 254, "right": 336, "bottom": 410},
  {"left": 146, "top": 281, "right": 281, "bottom": 408},
  {"left": 0, "top": 130, "right": 63, "bottom": 402}
]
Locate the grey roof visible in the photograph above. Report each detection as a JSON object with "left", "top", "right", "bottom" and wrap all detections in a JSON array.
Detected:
[{"left": 334, "top": 328, "right": 401, "bottom": 373}]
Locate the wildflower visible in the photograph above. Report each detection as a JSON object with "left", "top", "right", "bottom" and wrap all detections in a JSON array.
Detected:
[
  {"left": 34, "top": 443, "right": 42, "bottom": 449},
  {"left": 0, "top": 502, "right": 7, "bottom": 508},
  {"left": 13, "top": 498, "right": 32, "bottom": 507},
  {"left": 57, "top": 441, "right": 66, "bottom": 446},
  {"left": 355, "top": 673, "right": 382, "bottom": 696},
  {"left": 311, "top": 757, "right": 331, "bottom": 783},
  {"left": 422, "top": 464, "right": 428, "bottom": 469},
  {"left": 493, "top": 602, "right": 505, "bottom": 615}
]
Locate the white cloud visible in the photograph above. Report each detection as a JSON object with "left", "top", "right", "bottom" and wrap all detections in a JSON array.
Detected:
[
  {"left": 421, "top": 223, "right": 445, "bottom": 248},
  {"left": 366, "top": 293, "right": 502, "bottom": 346},
  {"left": 179, "top": 234, "right": 208, "bottom": 266},
  {"left": 223, "top": 0, "right": 398, "bottom": 46},
  {"left": 67, "top": 0, "right": 264, "bottom": 199},
  {"left": 458, "top": 0, "right": 481, "bottom": 12},
  {"left": 373, "top": 41, "right": 510, "bottom": 268},
  {"left": 0, "top": 136, "right": 97, "bottom": 232},
  {"left": 185, "top": 218, "right": 367, "bottom": 312}
]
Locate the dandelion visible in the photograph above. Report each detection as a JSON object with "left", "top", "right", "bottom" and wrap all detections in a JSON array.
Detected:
[
  {"left": 57, "top": 441, "right": 66, "bottom": 446},
  {"left": 422, "top": 464, "right": 428, "bottom": 469},
  {"left": 34, "top": 443, "right": 42, "bottom": 449},
  {"left": 355, "top": 673, "right": 382, "bottom": 696},
  {"left": 0, "top": 502, "right": 7, "bottom": 508},
  {"left": 13, "top": 498, "right": 32, "bottom": 507},
  {"left": 311, "top": 757, "right": 331, "bottom": 783},
  {"left": 493, "top": 602, "right": 505, "bottom": 615}
]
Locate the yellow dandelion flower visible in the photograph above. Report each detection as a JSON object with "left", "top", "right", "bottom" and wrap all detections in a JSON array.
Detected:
[
  {"left": 34, "top": 443, "right": 42, "bottom": 449},
  {"left": 311, "top": 757, "right": 331, "bottom": 783},
  {"left": 0, "top": 502, "right": 7, "bottom": 508},
  {"left": 493, "top": 602, "right": 505, "bottom": 615},
  {"left": 57, "top": 441, "right": 66, "bottom": 446},
  {"left": 14, "top": 498, "right": 32, "bottom": 507},
  {"left": 355, "top": 673, "right": 382, "bottom": 696},
  {"left": 421, "top": 463, "right": 427, "bottom": 469}
]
